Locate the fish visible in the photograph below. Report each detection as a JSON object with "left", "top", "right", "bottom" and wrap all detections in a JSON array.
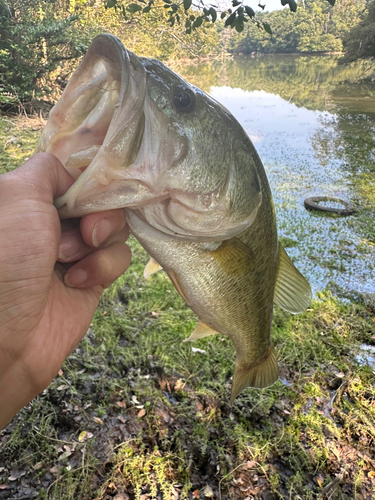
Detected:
[{"left": 36, "top": 34, "right": 311, "bottom": 403}]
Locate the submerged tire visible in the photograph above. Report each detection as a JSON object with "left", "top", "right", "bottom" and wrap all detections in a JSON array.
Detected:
[{"left": 304, "top": 196, "right": 356, "bottom": 216}]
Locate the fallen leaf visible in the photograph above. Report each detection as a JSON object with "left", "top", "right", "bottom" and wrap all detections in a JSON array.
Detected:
[
  {"left": 369, "top": 471, "right": 375, "bottom": 478},
  {"left": 335, "top": 372, "right": 345, "bottom": 378},
  {"left": 137, "top": 408, "right": 146, "bottom": 418},
  {"left": 0, "top": 484, "right": 8, "bottom": 490},
  {"left": 192, "top": 347, "right": 206, "bottom": 355},
  {"left": 203, "top": 485, "right": 214, "bottom": 497},
  {"left": 131, "top": 395, "right": 140, "bottom": 404},
  {"left": 58, "top": 369, "right": 63, "bottom": 376},
  {"left": 50, "top": 465, "right": 59, "bottom": 475},
  {"left": 315, "top": 474, "right": 324, "bottom": 488},
  {"left": 78, "top": 430, "right": 94, "bottom": 442},
  {"left": 151, "top": 311, "right": 159, "bottom": 317},
  {"left": 246, "top": 460, "right": 257, "bottom": 468},
  {"left": 116, "top": 400, "right": 126, "bottom": 408},
  {"left": 118, "top": 415, "right": 126, "bottom": 423},
  {"left": 57, "top": 384, "right": 69, "bottom": 391},
  {"left": 7, "top": 476, "right": 18, "bottom": 482},
  {"left": 192, "top": 491, "right": 200, "bottom": 499},
  {"left": 93, "top": 417, "right": 104, "bottom": 425}
]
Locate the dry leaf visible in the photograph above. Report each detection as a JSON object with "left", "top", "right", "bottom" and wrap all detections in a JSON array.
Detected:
[
  {"left": 192, "top": 490, "right": 200, "bottom": 499},
  {"left": 78, "top": 430, "right": 94, "bottom": 442},
  {"left": 58, "top": 369, "right": 63, "bottom": 376},
  {"left": 0, "top": 484, "right": 8, "bottom": 490},
  {"left": 57, "top": 384, "right": 69, "bottom": 391},
  {"left": 50, "top": 465, "right": 59, "bottom": 475},
  {"left": 203, "top": 485, "right": 214, "bottom": 497},
  {"left": 7, "top": 476, "right": 18, "bottom": 482},
  {"left": 151, "top": 311, "right": 159, "bottom": 317},
  {"left": 93, "top": 417, "right": 104, "bottom": 425},
  {"left": 116, "top": 400, "right": 126, "bottom": 408},
  {"left": 335, "top": 372, "right": 345, "bottom": 378},
  {"left": 118, "top": 415, "right": 126, "bottom": 423},
  {"left": 192, "top": 347, "right": 206, "bottom": 355},
  {"left": 246, "top": 460, "right": 257, "bottom": 468},
  {"left": 137, "top": 408, "right": 146, "bottom": 418},
  {"left": 315, "top": 474, "right": 324, "bottom": 488},
  {"left": 369, "top": 471, "right": 375, "bottom": 478}
]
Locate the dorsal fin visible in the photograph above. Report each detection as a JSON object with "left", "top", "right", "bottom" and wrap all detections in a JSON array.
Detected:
[
  {"left": 184, "top": 321, "right": 219, "bottom": 342},
  {"left": 144, "top": 257, "right": 163, "bottom": 279},
  {"left": 274, "top": 244, "right": 311, "bottom": 314}
]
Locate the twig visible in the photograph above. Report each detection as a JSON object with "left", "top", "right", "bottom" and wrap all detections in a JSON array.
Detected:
[{"left": 321, "top": 467, "right": 347, "bottom": 496}]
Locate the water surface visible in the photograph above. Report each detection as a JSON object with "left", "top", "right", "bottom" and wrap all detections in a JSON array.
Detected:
[{"left": 176, "top": 56, "right": 375, "bottom": 297}]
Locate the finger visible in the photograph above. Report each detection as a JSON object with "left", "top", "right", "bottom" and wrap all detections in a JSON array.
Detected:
[
  {"left": 58, "top": 227, "right": 92, "bottom": 262},
  {"left": 58, "top": 226, "right": 129, "bottom": 263},
  {"left": 2, "top": 153, "right": 75, "bottom": 202},
  {"left": 80, "top": 209, "right": 128, "bottom": 248},
  {"left": 64, "top": 242, "right": 132, "bottom": 289}
]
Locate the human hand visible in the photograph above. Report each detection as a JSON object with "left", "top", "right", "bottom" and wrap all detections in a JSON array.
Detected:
[{"left": 0, "top": 153, "right": 131, "bottom": 429}]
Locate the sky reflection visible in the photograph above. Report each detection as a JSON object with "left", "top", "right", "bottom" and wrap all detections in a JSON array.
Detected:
[{"left": 209, "top": 85, "right": 375, "bottom": 296}]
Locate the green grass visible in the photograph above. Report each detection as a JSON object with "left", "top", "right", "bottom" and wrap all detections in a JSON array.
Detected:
[{"left": 1, "top": 115, "right": 375, "bottom": 499}]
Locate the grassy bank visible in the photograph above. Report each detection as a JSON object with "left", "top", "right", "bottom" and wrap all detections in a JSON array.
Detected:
[{"left": 1, "top": 115, "right": 375, "bottom": 500}]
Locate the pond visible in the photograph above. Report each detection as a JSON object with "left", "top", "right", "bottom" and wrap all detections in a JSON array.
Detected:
[{"left": 175, "top": 55, "right": 375, "bottom": 299}]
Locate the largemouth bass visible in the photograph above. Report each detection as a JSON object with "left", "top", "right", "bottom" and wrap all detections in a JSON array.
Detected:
[{"left": 36, "top": 34, "right": 311, "bottom": 402}]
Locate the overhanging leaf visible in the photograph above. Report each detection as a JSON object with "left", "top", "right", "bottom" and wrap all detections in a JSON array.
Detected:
[
  {"left": 326, "top": 0, "right": 335, "bottom": 5},
  {"left": 225, "top": 11, "right": 236, "bottom": 27},
  {"left": 209, "top": 7, "right": 217, "bottom": 22},
  {"left": 127, "top": 3, "right": 142, "bottom": 12},
  {"left": 245, "top": 5, "right": 255, "bottom": 17},
  {"left": 288, "top": 0, "right": 297, "bottom": 12},
  {"left": 263, "top": 21, "right": 272, "bottom": 34},
  {"left": 184, "top": 0, "right": 192, "bottom": 10}
]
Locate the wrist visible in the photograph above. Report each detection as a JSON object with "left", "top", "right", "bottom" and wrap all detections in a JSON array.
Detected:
[{"left": 0, "top": 360, "right": 45, "bottom": 430}]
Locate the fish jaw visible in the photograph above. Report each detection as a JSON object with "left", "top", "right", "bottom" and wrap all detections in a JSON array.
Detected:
[{"left": 38, "top": 34, "right": 263, "bottom": 240}]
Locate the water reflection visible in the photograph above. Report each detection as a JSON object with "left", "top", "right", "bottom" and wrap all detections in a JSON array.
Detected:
[{"left": 177, "top": 56, "right": 375, "bottom": 297}]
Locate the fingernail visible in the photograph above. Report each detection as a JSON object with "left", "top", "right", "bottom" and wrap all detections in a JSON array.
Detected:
[
  {"left": 64, "top": 269, "right": 88, "bottom": 287},
  {"left": 59, "top": 235, "right": 80, "bottom": 260},
  {"left": 92, "top": 218, "right": 112, "bottom": 247}
]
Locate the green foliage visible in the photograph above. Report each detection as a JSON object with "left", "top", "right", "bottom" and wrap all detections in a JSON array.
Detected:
[
  {"left": 0, "top": 0, "right": 217, "bottom": 107},
  {"left": 107, "top": 0, "right": 336, "bottom": 33},
  {"left": 227, "top": 0, "right": 366, "bottom": 54},
  {"left": 342, "top": 0, "right": 375, "bottom": 62},
  {"left": 0, "top": 0, "right": 93, "bottom": 106}
]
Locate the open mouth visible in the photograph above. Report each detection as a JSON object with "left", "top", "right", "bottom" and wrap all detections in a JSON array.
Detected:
[{"left": 36, "top": 34, "right": 146, "bottom": 216}]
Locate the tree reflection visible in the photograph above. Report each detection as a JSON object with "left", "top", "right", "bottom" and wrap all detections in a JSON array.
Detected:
[{"left": 175, "top": 55, "right": 375, "bottom": 112}]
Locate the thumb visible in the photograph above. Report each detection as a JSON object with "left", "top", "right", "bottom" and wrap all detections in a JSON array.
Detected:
[{"left": 1, "top": 153, "right": 75, "bottom": 203}]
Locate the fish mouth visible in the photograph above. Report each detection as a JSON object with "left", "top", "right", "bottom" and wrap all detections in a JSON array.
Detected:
[{"left": 36, "top": 34, "right": 147, "bottom": 218}]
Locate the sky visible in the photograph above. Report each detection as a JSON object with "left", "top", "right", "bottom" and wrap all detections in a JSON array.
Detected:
[
  {"left": 257, "top": 0, "right": 285, "bottom": 11},
  {"left": 218, "top": 0, "right": 287, "bottom": 12}
]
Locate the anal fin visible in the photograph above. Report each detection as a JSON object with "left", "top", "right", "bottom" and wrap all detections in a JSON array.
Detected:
[
  {"left": 230, "top": 346, "right": 279, "bottom": 404},
  {"left": 144, "top": 257, "right": 163, "bottom": 279},
  {"left": 184, "top": 321, "right": 220, "bottom": 342},
  {"left": 274, "top": 243, "right": 311, "bottom": 314}
]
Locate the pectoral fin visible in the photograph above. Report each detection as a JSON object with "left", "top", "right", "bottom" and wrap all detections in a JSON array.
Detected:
[
  {"left": 274, "top": 244, "right": 311, "bottom": 314},
  {"left": 184, "top": 321, "right": 220, "bottom": 342},
  {"left": 144, "top": 257, "right": 163, "bottom": 279},
  {"left": 230, "top": 346, "right": 278, "bottom": 404}
]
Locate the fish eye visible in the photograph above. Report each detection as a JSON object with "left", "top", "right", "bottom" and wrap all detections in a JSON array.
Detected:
[{"left": 173, "top": 86, "right": 196, "bottom": 113}]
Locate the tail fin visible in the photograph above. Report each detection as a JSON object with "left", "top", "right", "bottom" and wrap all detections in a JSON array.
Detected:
[{"left": 230, "top": 346, "right": 279, "bottom": 404}]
